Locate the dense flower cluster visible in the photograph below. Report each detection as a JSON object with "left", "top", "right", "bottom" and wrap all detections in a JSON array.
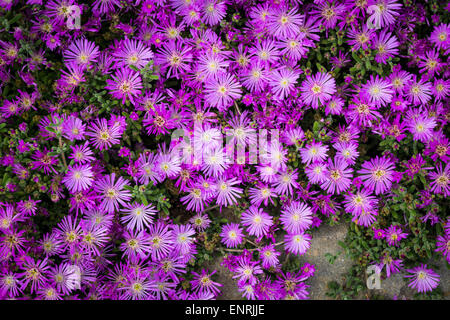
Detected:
[{"left": 0, "top": 0, "right": 448, "bottom": 300}]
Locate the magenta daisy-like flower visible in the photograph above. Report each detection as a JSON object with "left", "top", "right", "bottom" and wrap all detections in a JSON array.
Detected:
[
  {"left": 44, "top": 0, "right": 75, "bottom": 23},
  {"left": 191, "top": 269, "right": 222, "bottom": 296},
  {"left": 180, "top": 185, "right": 208, "bottom": 213},
  {"left": 120, "top": 229, "right": 152, "bottom": 262},
  {"left": 436, "top": 235, "right": 450, "bottom": 263},
  {"left": 201, "top": 0, "right": 227, "bottom": 26},
  {"left": 429, "top": 163, "right": 450, "bottom": 197},
  {"left": 358, "top": 156, "right": 395, "bottom": 195},
  {"left": 241, "top": 60, "right": 269, "bottom": 93},
  {"left": 204, "top": 73, "right": 242, "bottom": 111},
  {"left": 343, "top": 188, "right": 378, "bottom": 217},
  {"left": 320, "top": 158, "right": 353, "bottom": 195},
  {"left": 376, "top": 254, "right": 403, "bottom": 278},
  {"left": 334, "top": 142, "right": 359, "bottom": 165},
  {"left": 347, "top": 26, "right": 375, "bottom": 52},
  {"left": 424, "top": 136, "right": 450, "bottom": 162},
  {"left": 405, "top": 264, "right": 440, "bottom": 293},
  {"left": 31, "top": 148, "right": 59, "bottom": 174},
  {"left": 300, "top": 141, "right": 329, "bottom": 165},
  {"left": 64, "top": 38, "right": 99, "bottom": 67},
  {"left": 120, "top": 202, "right": 156, "bottom": 232},
  {"left": 417, "top": 49, "right": 442, "bottom": 77},
  {"left": 259, "top": 244, "right": 281, "bottom": 269},
  {"left": 62, "top": 164, "right": 94, "bottom": 193},
  {"left": 189, "top": 212, "right": 212, "bottom": 231},
  {"left": 284, "top": 232, "right": 311, "bottom": 256},
  {"left": 405, "top": 76, "right": 432, "bottom": 105},
  {"left": 366, "top": 0, "right": 402, "bottom": 29},
  {"left": 86, "top": 118, "right": 122, "bottom": 151},
  {"left": 136, "top": 152, "right": 163, "bottom": 185},
  {"left": 372, "top": 30, "right": 399, "bottom": 64},
  {"left": 19, "top": 256, "right": 50, "bottom": 294},
  {"left": 201, "top": 147, "right": 229, "bottom": 178},
  {"left": 429, "top": 23, "right": 450, "bottom": 51},
  {"left": 216, "top": 177, "right": 243, "bottom": 208},
  {"left": 266, "top": 7, "right": 303, "bottom": 39},
  {"left": 276, "top": 34, "right": 312, "bottom": 62},
  {"left": 280, "top": 201, "right": 313, "bottom": 234},
  {"left": 94, "top": 173, "right": 132, "bottom": 214},
  {"left": 119, "top": 271, "right": 153, "bottom": 300},
  {"left": 384, "top": 225, "right": 408, "bottom": 246},
  {"left": 346, "top": 94, "right": 382, "bottom": 128},
  {"left": 62, "top": 115, "right": 86, "bottom": 141},
  {"left": 0, "top": 272, "right": 23, "bottom": 298},
  {"left": 300, "top": 72, "right": 336, "bottom": 109},
  {"left": 113, "top": 38, "right": 153, "bottom": 70},
  {"left": 310, "top": 0, "right": 346, "bottom": 30},
  {"left": 69, "top": 141, "right": 95, "bottom": 164},
  {"left": 405, "top": 111, "right": 437, "bottom": 143},
  {"left": 220, "top": 223, "right": 244, "bottom": 248},
  {"left": 354, "top": 209, "right": 378, "bottom": 227},
  {"left": 431, "top": 78, "right": 450, "bottom": 101},
  {"left": 240, "top": 206, "right": 273, "bottom": 238},
  {"left": 269, "top": 67, "right": 300, "bottom": 101},
  {"left": 250, "top": 39, "right": 281, "bottom": 66},
  {"left": 325, "top": 96, "right": 344, "bottom": 116},
  {"left": 197, "top": 51, "right": 229, "bottom": 81},
  {"left": 305, "top": 162, "right": 328, "bottom": 184},
  {"left": 361, "top": 74, "right": 393, "bottom": 108},
  {"left": 154, "top": 40, "right": 193, "bottom": 79},
  {"left": 105, "top": 67, "right": 143, "bottom": 105},
  {"left": 172, "top": 224, "right": 195, "bottom": 255},
  {"left": 233, "top": 255, "right": 263, "bottom": 286},
  {"left": 156, "top": 150, "right": 181, "bottom": 179},
  {"left": 148, "top": 221, "right": 174, "bottom": 261},
  {"left": 273, "top": 169, "right": 299, "bottom": 196}
]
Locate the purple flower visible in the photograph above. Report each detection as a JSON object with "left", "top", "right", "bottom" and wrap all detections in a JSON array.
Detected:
[
  {"left": 267, "top": 7, "right": 303, "bottom": 39},
  {"left": 405, "top": 264, "right": 440, "bottom": 293},
  {"left": 241, "top": 206, "right": 273, "bottom": 238},
  {"left": 204, "top": 73, "right": 242, "bottom": 111},
  {"left": 384, "top": 225, "right": 408, "bottom": 246},
  {"left": 429, "top": 163, "right": 450, "bottom": 197},
  {"left": 284, "top": 232, "right": 311, "bottom": 255},
  {"left": 120, "top": 203, "right": 156, "bottom": 232},
  {"left": 113, "top": 38, "right": 153, "bottom": 70},
  {"left": 105, "top": 67, "right": 143, "bottom": 105},
  {"left": 358, "top": 156, "right": 395, "bottom": 195},
  {"left": 280, "top": 201, "right": 313, "bottom": 234},
  {"left": 62, "top": 164, "right": 94, "bottom": 193},
  {"left": 258, "top": 244, "right": 281, "bottom": 269},
  {"left": 64, "top": 38, "right": 99, "bottom": 67},
  {"left": 343, "top": 188, "right": 378, "bottom": 217},
  {"left": 190, "top": 269, "right": 222, "bottom": 297},
  {"left": 220, "top": 223, "right": 244, "bottom": 248},
  {"left": 300, "top": 141, "right": 329, "bottom": 165},
  {"left": 320, "top": 158, "right": 353, "bottom": 195},
  {"left": 300, "top": 72, "right": 336, "bottom": 109},
  {"left": 232, "top": 254, "right": 263, "bottom": 286},
  {"left": 269, "top": 67, "right": 300, "bottom": 101},
  {"left": 94, "top": 173, "right": 132, "bottom": 214},
  {"left": 366, "top": 0, "right": 402, "bottom": 28},
  {"left": 361, "top": 74, "right": 393, "bottom": 108}
]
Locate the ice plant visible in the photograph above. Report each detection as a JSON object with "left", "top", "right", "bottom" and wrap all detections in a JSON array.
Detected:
[
  {"left": 0, "top": 0, "right": 448, "bottom": 302},
  {"left": 94, "top": 173, "right": 132, "bottom": 214},
  {"left": 105, "top": 67, "right": 143, "bottom": 105},
  {"left": 358, "top": 156, "right": 395, "bottom": 195},
  {"left": 405, "top": 264, "right": 440, "bottom": 293},
  {"left": 300, "top": 72, "right": 336, "bottom": 109}
]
